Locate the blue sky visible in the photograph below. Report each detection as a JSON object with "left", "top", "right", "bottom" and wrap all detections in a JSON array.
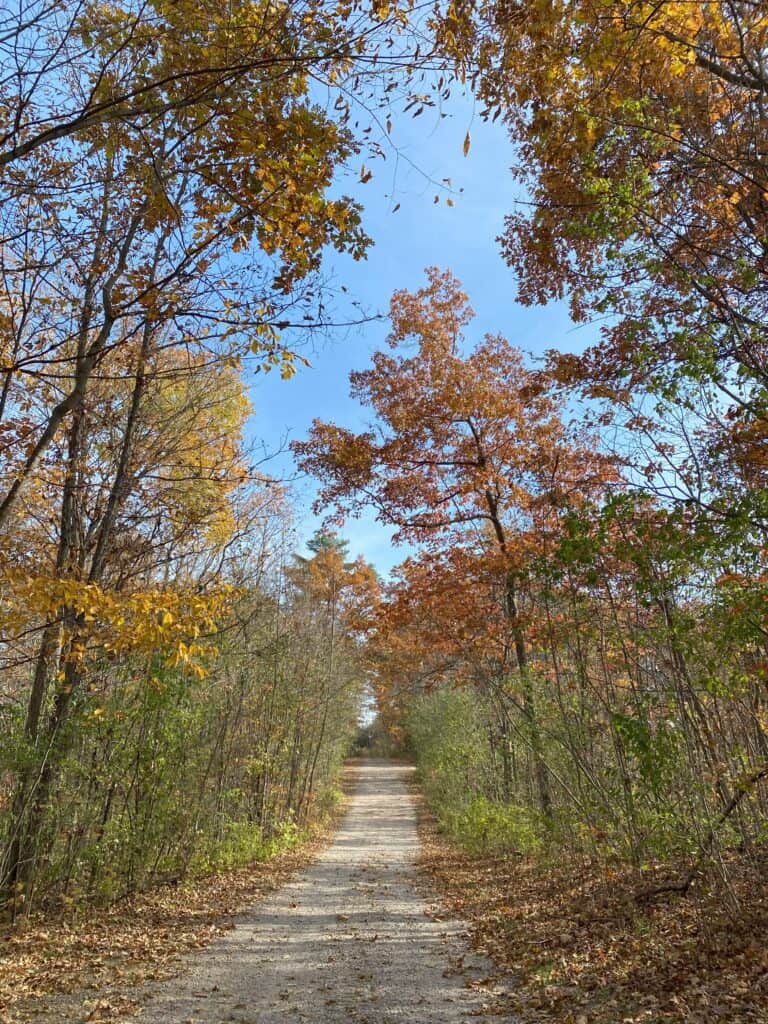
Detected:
[{"left": 247, "top": 91, "right": 600, "bottom": 574}]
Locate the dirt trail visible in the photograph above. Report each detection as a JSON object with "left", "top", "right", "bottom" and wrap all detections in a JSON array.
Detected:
[{"left": 134, "top": 759, "right": 512, "bottom": 1023}]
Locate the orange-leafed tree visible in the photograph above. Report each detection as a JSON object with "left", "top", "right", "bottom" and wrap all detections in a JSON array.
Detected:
[
  {"left": 294, "top": 268, "right": 616, "bottom": 817},
  {"left": 450, "top": 1, "right": 768, "bottom": 394},
  {"left": 283, "top": 531, "right": 379, "bottom": 814}
]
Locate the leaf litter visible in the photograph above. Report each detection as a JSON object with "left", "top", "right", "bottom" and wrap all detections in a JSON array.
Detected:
[
  {"left": 416, "top": 797, "right": 768, "bottom": 1023},
  {"left": 0, "top": 824, "right": 338, "bottom": 1024}
]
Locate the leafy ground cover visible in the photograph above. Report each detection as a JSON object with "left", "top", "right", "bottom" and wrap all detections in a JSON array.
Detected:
[
  {"left": 416, "top": 797, "right": 768, "bottom": 1024},
  {"left": 0, "top": 806, "right": 345, "bottom": 1024}
]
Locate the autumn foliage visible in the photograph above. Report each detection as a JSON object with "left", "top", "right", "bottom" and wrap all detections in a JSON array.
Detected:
[
  {"left": 2, "top": 1, "right": 768, "bottom": 1019},
  {"left": 296, "top": 262, "right": 768, "bottom": 946},
  {"left": 0, "top": 0, "right": 431, "bottom": 915}
]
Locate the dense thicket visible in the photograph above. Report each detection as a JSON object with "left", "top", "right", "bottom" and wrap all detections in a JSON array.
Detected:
[
  {"left": 0, "top": 518, "right": 370, "bottom": 914},
  {"left": 0, "top": 0, "right": 424, "bottom": 917},
  {"left": 296, "top": 1, "right": 768, "bottom": 894},
  {"left": 298, "top": 263, "right": 768, "bottom": 894},
  {"left": 4, "top": 0, "right": 768, "bottom": 927}
]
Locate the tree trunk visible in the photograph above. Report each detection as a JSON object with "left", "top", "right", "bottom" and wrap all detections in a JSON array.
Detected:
[{"left": 506, "top": 571, "right": 552, "bottom": 821}]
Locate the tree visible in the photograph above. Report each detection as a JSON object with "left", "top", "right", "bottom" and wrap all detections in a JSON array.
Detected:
[
  {"left": 294, "top": 268, "right": 615, "bottom": 817},
  {"left": 0, "top": 0, "right": 465, "bottom": 534},
  {"left": 284, "top": 532, "right": 378, "bottom": 812},
  {"left": 0, "top": 0, "right": 460, "bottom": 907},
  {"left": 442, "top": 2, "right": 768, "bottom": 468},
  {"left": 0, "top": 488, "right": 368, "bottom": 910},
  {"left": 0, "top": 333, "right": 252, "bottom": 904},
  {"left": 0, "top": 0, "right": 448, "bottom": 174},
  {"left": 0, "top": 51, "right": 363, "bottom": 532}
]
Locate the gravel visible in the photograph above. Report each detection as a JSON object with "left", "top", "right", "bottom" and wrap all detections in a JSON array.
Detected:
[{"left": 134, "top": 759, "right": 509, "bottom": 1024}]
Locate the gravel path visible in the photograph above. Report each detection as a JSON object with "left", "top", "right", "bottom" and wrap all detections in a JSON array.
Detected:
[{"left": 135, "top": 759, "right": 510, "bottom": 1023}]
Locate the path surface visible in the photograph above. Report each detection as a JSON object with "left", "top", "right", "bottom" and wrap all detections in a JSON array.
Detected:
[{"left": 135, "top": 760, "right": 511, "bottom": 1023}]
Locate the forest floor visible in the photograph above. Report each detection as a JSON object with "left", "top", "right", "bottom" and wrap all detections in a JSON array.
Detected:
[
  {"left": 6, "top": 763, "right": 766, "bottom": 1024},
  {"left": 1, "top": 815, "right": 333, "bottom": 1024},
  {"left": 2, "top": 761, "right": 511, "bottom": 1023},
  {"left": 417, "top": 798, "right": 768, "bottom": 1024}
]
